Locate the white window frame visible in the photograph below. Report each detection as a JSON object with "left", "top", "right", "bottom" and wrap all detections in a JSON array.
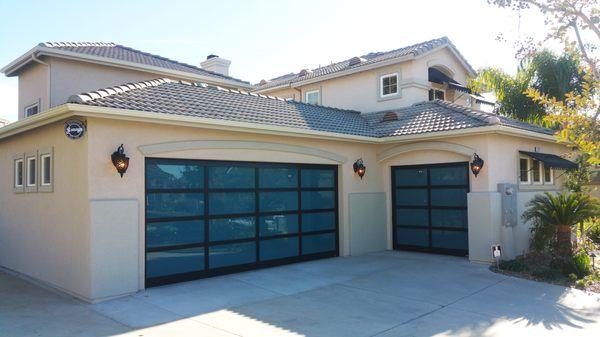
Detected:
[
  {"left": 24, "top": 150, "right": 38, "bottom": 193},
  {"left": 305, "top": 90, "right": 320, "bottom": 105},
  {"left": 24, "top": 103, "right": 39, "bottom": 117},
  {"left": 543, "top": 165, "right": 554, "bottom": 185},
  {"left": 531, "top": 159, "right": 543, "bottom": 185},
  {"left": 380, "top": 73, "right": 399, "bottom": 98},
  {"left": 429, "top": 88, "right": 446, "bottom": 101},
  {"left": 13, "top": 154, "right": 24, "bottom": 193},
  {"left": 519, "top": 156, "right": 531, "bottom": 184},
  {"left": 26, "top": 157, "right": 37, "bottom": 187},
  {"left": 38, "top": 147, "right": 54, "bottom": 192}
]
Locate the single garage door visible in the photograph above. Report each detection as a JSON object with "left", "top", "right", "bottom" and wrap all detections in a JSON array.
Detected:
[
  {"left": 392, "top": 162, "right": 469, "bottom": 256},
  {"left": 145, "top": 158, "right": 338, "bottom": 286}
]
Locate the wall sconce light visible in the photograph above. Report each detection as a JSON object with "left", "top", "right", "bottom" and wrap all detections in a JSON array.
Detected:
[
  {"left": 111, "top": 144, "right": 130, "bottom": 178},
  {"left": 470, "top": 153, "right": 484, "bottom": 177},
  {"left": 353, "top": 158, "right": 366, "bottom": 179}
]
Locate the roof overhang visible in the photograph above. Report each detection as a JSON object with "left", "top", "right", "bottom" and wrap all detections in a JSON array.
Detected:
[
  {"left": 0, "top": 104, "right": 558, "bottom": 145},
  {"left": 519, "top": 150, "right": 577, "bottom": 170},
  {"left": 1, "top": 46, "right": 253, "bottom": 89}
]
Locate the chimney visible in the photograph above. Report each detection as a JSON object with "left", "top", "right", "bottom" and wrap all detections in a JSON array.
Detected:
[{"left": 200, "top": 54, "right": 231, "bottom": 76}]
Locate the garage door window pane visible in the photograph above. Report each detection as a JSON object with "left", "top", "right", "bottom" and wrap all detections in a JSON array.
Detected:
[
  {"left": 395, "top": 189, "right": 428, "bottom": 206},
  {"left": 260, "top": 214, "right": 298, "bottom": 236},
  {"left": 208, "top": 166, "right": 254, "bottom": 189},
  {"left": 302, "top": 233, "right": 335, "bottom": 254},
  {"left": 396, "top": 228, "right": 429, "bottom": 247},
  {"left": 430, "top": 188, "right": 467, "bottom": 207},
  {"left": 147, "top": 193, "right": 204, "bottom": 219},
  {"left": 259, "top": 168, "right": 297, "bottom": 188},
  {"left": 301, "top": 191, "right": 334, "bottom": 210},
  {"left": 209, "top": 192, "right": 255, "bottom": 215},
  {"left": 430, "top": 166, "right": 466, "bottom": 186},
  {"left": 432, "top": 230, "right": 468, "bottom": 250},
  {"left": 302, "top": 211, "right": 335, "bottom": 232},
  {"left": 259, "top": 191, "right": 298, "bottom": 212},
  {"left": 209, "top": 242, "right": 256, "bottom": 268},
  {"left": 209, "top": 217, "right": 255, "bottom": 242},
  {"left": 147, "top": 163, "right": 203, "bottom": 189},
  {"left": 301, "top": 169, "right": 334, "bottom": 188},
  {"left": 396, "top": 208, "right": 428, "bottom": 227},
  {"left": 146, "top": 248, "right": 204, "bottom": 278},
  {"left": 431, "top": 209, "right": 467, "bottom": 228},
  {"left": 147, "top": 220, "right": 204, "bottom": 248},
  {"left": 395, "top": 168, "right": 427, "bottom": 186},
  {"left": 260, "top": 237, "right": 299, "bottom": 261}
]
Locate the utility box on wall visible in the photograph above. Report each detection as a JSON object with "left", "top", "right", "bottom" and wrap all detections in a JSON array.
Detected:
[{"left": 498, "top": 183, "right": 518, "bottom": 227}]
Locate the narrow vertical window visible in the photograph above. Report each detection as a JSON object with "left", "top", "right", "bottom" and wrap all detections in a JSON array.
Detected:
[
  {"left": 27, "top": 157, "right": 36, "bottom": 186},
  {"left": 519, "top": 157, "right": 530, "bottom": 184},
  {"left": 380, "top": 73, "right": 398, "bottom": 97},
  {"left": 532, "top": 159, "right": 541, "bottom": 184},
  {"left": 544, "top": 165, "right": 553, "bottom": 184},
  {"left": 41, "top": 154, "right": 52, "bottom": 186},
  {"left": 14, "top": 159, "right": 23, "bottom": 188}
]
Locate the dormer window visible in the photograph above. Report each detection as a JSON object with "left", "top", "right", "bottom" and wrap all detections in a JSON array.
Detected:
[
  {"left": 380, "top": 73, "right": 398, "bottom": 97},
  {"left": 305, "top": 90, "right": 320, "bottom": 105},
  {"left": 25, "top": 103, "right": 39, "bottom": 117}
]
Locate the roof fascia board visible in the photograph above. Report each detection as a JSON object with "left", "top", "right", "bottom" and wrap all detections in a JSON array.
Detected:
[
  {"left": 420, "top": 44, "right": 477, "bottom": 77},
  {"left": 0, "top": 105, "right": 71, "bottom": 140},
  {"left": 0, "top": 46, "right": 40, "bottom": 75}
]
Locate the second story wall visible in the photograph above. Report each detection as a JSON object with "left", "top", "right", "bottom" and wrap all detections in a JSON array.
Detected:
[{"left": 18, "top": 62, "right": 50, "bottom": 120}]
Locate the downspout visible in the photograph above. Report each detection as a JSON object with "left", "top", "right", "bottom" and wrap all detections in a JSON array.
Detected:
[{"left": 31, "top": 52, "right": 51, "bottom": 112}]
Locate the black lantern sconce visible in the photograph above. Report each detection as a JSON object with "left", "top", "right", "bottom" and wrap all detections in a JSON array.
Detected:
[
  {"left": 470, "top": 153, "right": 484, "bottom": 177},
  {"left": 353, "top": 158, "right": 366, "bottom": 179},
  {"left": 111, "top": 144, "right": 130, "bottom": 178}
]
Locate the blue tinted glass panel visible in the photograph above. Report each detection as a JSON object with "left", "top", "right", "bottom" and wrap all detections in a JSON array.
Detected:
[
  {"left": 430, "top": 188, "right": 467, "bottom": 207},
  {"left": 301, "top": 191, "right": 335, "bottom": 210},
  {"left": 301, "top": 169, "right": 334, "bottom": 188},
  {"left": 146, "top": 193, "right": 204, "bottom": 219},
  {"left": 432, "top": 230, "right": 468, "bottom": 250},
  {"left": 260, "top": 237, "right": 299, "bottom": 261},
  {"left": 259, "top": 167, "right": 297, "bottom": 188},
  {"left": 209, "top": 217, "right": 255, "bottom": 242},
  {"left": 209, "top": 242, "right": 256, "bottom": 268},
  {"left": 430, "top": 166, "right": 467, "bottom": 186},
  {"left": 396, "top": 228, "right": 429, "bottom": 247},
  {"left": 302, "top": 233, "right": 335, "bottom": 254},
  {"left": 259, "top": 191, "right": 298, "bottom": 212},
  {"left": 302, "top": 211, "right": 335, "bottom": 232},
  {"left": 146, "top": 162, "right": 203, "bottom": 189},
  {"left": 260, "top": 214, "right": 298, "bottom": 236},
  {"left": 208, "top": 166, "right": 254, "bottom": 189},
  {"left": 146, "top": 248, "right": 204, "bottom": 278},
  {"left": 147, "top": 220, "right": 204, "bottom": 248},
  {"left": 395, "top": 168, "right": 427, "bottom": 186},
  {"left": 396, "top": 208, "right": 428, "bottom": 227},
  {"left": 208, "top": 192, "right": 255, "bottom": 215},
  {"left": 395, "top": 189, "right": 428, "bottom": 206},
  {"left": 431, "top": 209, "right": 467, "bottom": 228}
]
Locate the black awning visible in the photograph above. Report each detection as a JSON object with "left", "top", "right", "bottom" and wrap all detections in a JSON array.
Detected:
[
  {"left": 428, "top": 68, "right": 471, "bottom": 93},
  {"left": 519, "top": 151, "right": 578, "bottom": 170}
]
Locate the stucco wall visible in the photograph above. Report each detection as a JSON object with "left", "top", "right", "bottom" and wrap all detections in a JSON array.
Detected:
[
  {"left": 265, "top": 47, "right": 474, "bottom": 113},
  {"left": 0, "top": 120, "right": 90, "bottom": 299},
  {"left": 18, "top": 62, "right": 49, "bottom": 120}
]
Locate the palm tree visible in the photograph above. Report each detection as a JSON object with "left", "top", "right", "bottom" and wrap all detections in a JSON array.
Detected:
[{"left": 522, "top": 192, "right": 599, "bottom": 260}]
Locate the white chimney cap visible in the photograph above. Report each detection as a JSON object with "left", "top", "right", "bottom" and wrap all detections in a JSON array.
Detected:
[{"left": 201, "top": 55, "right": 231, "bottom": 76}]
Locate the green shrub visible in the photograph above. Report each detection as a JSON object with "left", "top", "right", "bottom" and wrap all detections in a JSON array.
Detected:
[
  {"left": 569, "top": 251, "right": 592, "bottom": 278},
  {"left": 588, "top": 221, "right": 600, "bottom": 245},
  {"left": 499, "top": 257, "right": 528, "bottom": 272},
  {"left": 568, "top": 273, "right": 578, "bottom": 282}
]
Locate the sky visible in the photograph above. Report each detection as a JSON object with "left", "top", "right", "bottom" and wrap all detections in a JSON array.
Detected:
[{"left": 0, "top": 0, "right": 556, "bottom": 122}]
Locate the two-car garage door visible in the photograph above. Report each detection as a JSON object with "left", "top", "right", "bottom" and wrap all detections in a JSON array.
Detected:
[{"left": 145, "top": 158, "right": 338, "bottom": 286}]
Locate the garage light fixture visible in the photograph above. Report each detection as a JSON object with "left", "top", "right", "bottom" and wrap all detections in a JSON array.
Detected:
[
  {"left": 111, "top": 144, "right": 130, "bottom": 178},
  {"left": 470, "top": 153, "right": 484, "bottom": 177},
  {"left": 353, "top": 158, "right": 366, "bottom": 179}
]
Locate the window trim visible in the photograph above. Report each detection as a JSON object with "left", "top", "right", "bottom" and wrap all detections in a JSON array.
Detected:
[
  {"left": 25, "top": 154, "right": 37, "bottom": 192},
  {"left": 519, "top": 156, "right": 531, "bottom": 184},
  {"left": 304, "top": 90, "right": 320, "bottom": 105},
  {"left": 544, "top": 165, "right": 554, "bottom": 184},
  {"left": 531, "top": 159, "right": 543, "bottom": 185},
  {"left": 13, "top": 153, "right": 25, "bottom": 193},
  {"left": 519, "top": 155, "right": 555, "bottom": 186},
  {"left": 429, "top": 88, "right": 446, "bottom": 101},
  {"left": 24, "top": 103, "right": 39, "bottom": 117},
  {"left": 38, "top": 147, "right": 54, "bottom": 192},
  {"left": 380, "top": 73, "right": 399, "bottom": 98}
]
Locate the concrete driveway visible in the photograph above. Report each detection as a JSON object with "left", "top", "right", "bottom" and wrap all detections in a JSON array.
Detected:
[{"left": 1, "top": 251, "right": 600, "bottom": 337}]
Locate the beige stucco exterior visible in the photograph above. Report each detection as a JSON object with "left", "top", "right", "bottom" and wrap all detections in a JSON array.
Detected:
[
  {"left": 0, "top": 104, "right": 568, "bottom": 302},
  {"left": 260, "top": 47, "right": 477, "bottom": 113}
]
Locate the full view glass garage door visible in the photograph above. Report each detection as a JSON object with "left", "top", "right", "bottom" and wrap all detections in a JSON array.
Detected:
[
  {"left": 145, "top": 158, "right": 338, "bottom": 286},
  {"left": 392, "top": 162, "right": 469, "bottom": 256}
]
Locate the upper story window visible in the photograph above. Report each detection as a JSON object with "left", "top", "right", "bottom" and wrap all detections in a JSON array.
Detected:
[
  {"left": 429, "top": 89, "right": 445, "bottom": 101},
  {"left": 380, "top": 73, "right": 398, "bottom": 97},
  {"left": 305, "top": 90, "right": 320, "bottom": 105},
  {"left": 519, "top": 156, "right": 553, "bottom": 185},
  {"left": 25, "top": 103, "right": 39, "bottom": 117}
]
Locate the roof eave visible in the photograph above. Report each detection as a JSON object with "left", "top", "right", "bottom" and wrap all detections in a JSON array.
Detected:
[{"left": 0, "top": 46, "right": 42, "bottom": 76}]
